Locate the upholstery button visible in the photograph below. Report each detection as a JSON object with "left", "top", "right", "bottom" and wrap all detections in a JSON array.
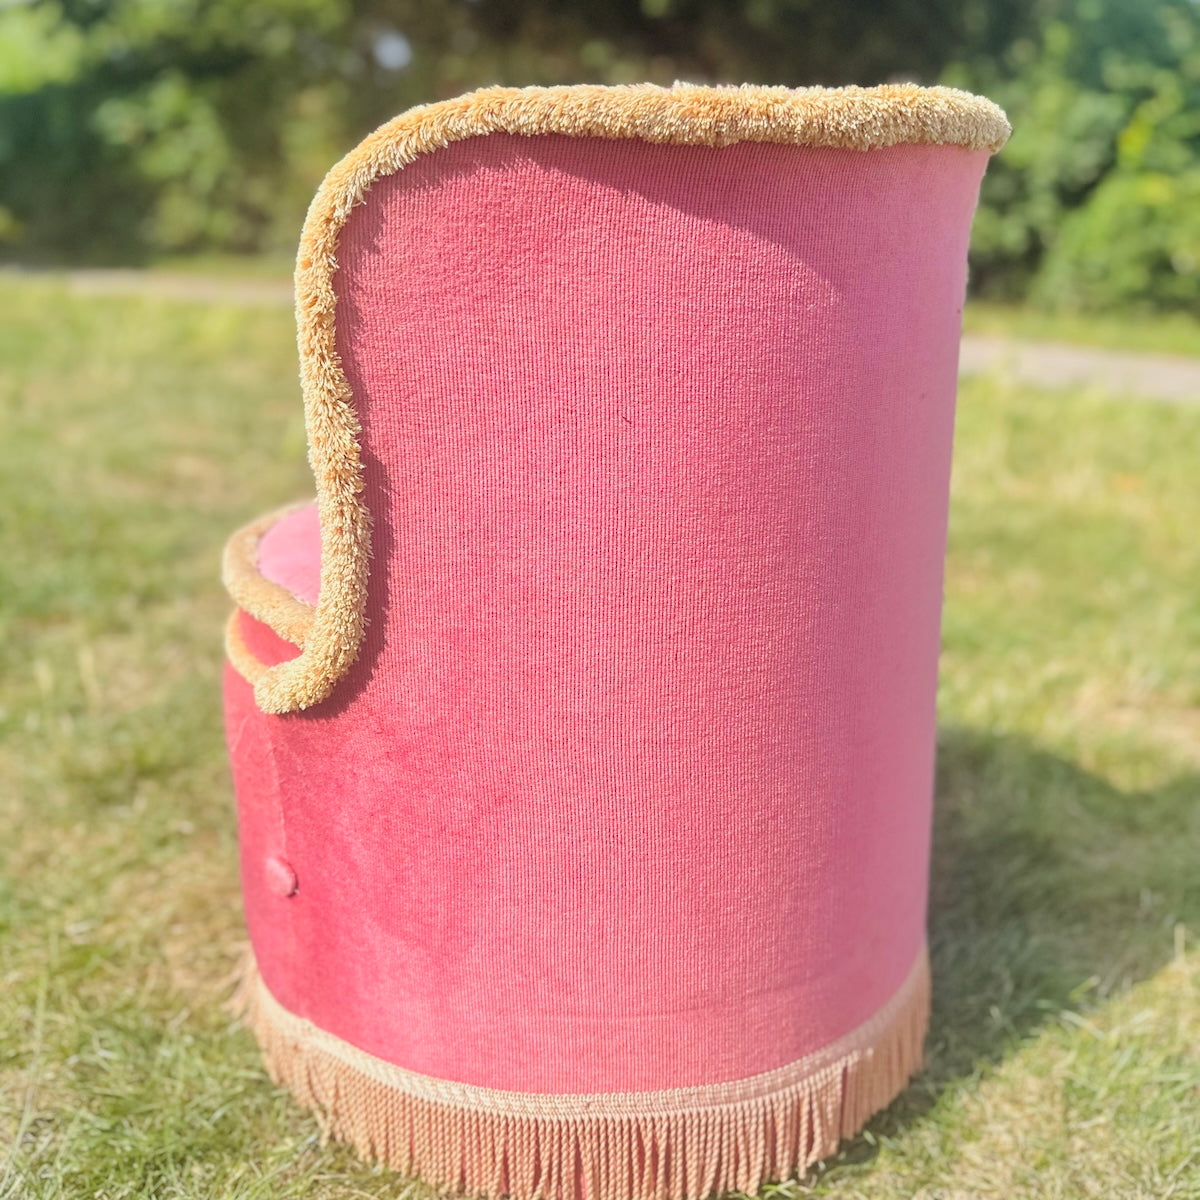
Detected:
[{"left": 265, "top": 855, "right": 298, "bottom": 898}]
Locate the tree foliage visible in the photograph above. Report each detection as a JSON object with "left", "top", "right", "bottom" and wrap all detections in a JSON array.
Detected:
[
  {"left": 0, "top": 0, "right": 1196, "bottom": 311},
  {"left": 956, "top": 0, "right": 1200, "bottom": 311}
]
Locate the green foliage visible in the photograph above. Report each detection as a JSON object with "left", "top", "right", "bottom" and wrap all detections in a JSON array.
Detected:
[
  {"left": 1, "top": 0, "right": 1198, "bottom": 313},
  {"left": 0, "top": 0, "right": 1035, "bottom": 262},
  {"left": 962, "top": 0, "right": 1200, "bottom": 312},
  {"left": 0, "top": 0, "right": 350, "bottom": 260},
  {"left": 1036, "top": 167, "right": 1200, "bottom": 311}
]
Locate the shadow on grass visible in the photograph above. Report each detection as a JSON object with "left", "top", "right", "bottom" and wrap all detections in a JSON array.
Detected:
[{"left": 809, "top": 723, "right": 1199, "bottom": 1179}]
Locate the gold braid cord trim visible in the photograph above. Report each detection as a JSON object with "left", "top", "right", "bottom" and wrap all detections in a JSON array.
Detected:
[
  {"left": 231, "top": 82, "right": 1009, "bottom": 714},
  {"left": 235, "top": 944, "right": 931, "bottom": 1200}
]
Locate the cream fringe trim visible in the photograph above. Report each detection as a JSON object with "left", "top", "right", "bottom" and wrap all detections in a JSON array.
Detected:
[
  {"left": 235, "top": 944, "right": 930, "bottom": 1199},
  {"left": 222, "top": 501, "right": 317, "bottom": 650},
  {"left": 224, "top": 608, "right": 269, "bottom": 687},
  {"left": 232, "top": 82, "right": 1009, "bottom": 714}
]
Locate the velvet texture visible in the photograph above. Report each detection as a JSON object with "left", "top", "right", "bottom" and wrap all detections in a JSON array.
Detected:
[{"left": 226, "top": 133, "right": 989, "bottom": 1100}]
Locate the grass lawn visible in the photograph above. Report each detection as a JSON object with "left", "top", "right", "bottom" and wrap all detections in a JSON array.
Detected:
[
  {"left": 1, "top": 279, "right": 1197, "bottom": 1199},
  {"left": 963, "top": 301, "right": 1200, "bottom": 359}
]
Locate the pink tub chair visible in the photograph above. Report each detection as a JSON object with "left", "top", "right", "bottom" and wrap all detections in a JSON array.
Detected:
[{"left": 222, "top": 82, "right": 1009, "bottom": 1200}]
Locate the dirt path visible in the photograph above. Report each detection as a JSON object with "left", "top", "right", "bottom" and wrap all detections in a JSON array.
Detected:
[
  {"left": 58, "top": 267, "right": 294, "bottom": 307},
  {"left": 958, "top": 335, "right": 1199, "bottom": 406},
  {"left": 14, "top": 268, "right": 1200, "bottom": 405}
]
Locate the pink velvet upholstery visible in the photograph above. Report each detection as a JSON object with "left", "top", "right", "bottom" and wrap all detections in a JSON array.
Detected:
[
  {"left": 257, "top": 504, "right": 320, "bottom": 606},
  {"left": 226, "top": 133, "right": 990, "bottom": 1094}
]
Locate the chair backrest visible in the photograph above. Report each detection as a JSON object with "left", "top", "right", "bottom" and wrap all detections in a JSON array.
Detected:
[{"left": 236, "top": 84, "right": 1007, "bottom": 1099}]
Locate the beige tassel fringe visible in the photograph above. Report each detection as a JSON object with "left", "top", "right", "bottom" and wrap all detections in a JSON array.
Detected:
[{"left": 234, "top": 947, "right": 930, "bottom": 1200}]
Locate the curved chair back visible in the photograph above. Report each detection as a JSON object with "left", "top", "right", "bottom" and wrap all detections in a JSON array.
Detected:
[{"left": 225, "top": 84, "right": 1009, "bottom": 1200}]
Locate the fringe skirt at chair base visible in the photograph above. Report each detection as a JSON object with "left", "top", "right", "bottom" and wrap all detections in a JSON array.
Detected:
[{"left": 234, "top": 949, "right": 930, "bottom": 1200}]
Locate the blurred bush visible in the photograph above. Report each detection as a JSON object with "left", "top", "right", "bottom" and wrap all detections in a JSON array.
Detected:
[
  {"left": 0, "top": 0, "right": 1196, "bottom": 313},
  {"left": 957, "top": 0, "right": 1200, "bottom": 312}
]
